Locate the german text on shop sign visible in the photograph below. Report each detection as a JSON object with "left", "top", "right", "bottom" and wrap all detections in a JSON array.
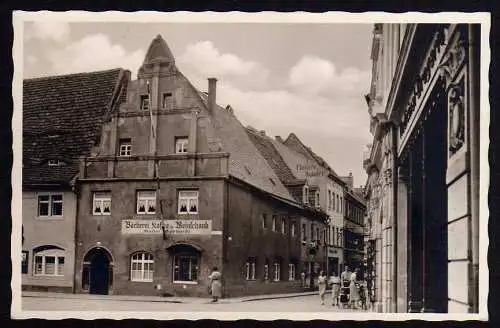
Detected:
[{"left": 121, "top": 219, "right": 212, "bottom": 235}]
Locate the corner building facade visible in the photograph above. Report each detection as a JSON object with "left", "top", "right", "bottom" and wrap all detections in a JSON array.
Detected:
[
  {"left": 74, "top": 35, "right": 327, "bottom": 297},
  {"left": 364, "top": 24, "right": 480, "bottom": 313}
]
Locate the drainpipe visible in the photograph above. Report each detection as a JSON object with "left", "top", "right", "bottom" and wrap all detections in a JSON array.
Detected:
[{"left": 391, "top": 123, "right": 398, "bottom": 312}]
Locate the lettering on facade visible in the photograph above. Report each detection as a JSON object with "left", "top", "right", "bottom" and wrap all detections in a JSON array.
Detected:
[
  {"left": 296, "top": 163, "right": 326, "bottom": 177},
  {"left": 122, "top": 219, "right": 212, "bottom": 235}
]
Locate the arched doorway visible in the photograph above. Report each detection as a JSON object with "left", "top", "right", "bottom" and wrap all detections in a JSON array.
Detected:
[
  {"left": 166, "top": 243, "right": 202, "bottom": 283},
  {"left": 83, "top": 247, "right": 113, "bottom": 295}
]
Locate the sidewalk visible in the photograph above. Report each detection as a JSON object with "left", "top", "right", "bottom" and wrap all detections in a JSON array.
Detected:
[{"left": 22, "top": 290, "right": 323, "bottom": 304}]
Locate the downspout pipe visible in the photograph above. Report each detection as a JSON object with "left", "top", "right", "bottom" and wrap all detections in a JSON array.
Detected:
[{"left": 391, "top": 123, "right": 399, "bottom": 312}]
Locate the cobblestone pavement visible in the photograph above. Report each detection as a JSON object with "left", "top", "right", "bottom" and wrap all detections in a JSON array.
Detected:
[{"left": 22, "top": 294, "right": 369, "bottom": 313}]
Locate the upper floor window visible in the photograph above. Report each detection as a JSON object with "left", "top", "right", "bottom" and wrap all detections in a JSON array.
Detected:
[
  {"left": 303, "top": 186, "right": 309, "bottom": 204},
  {"left": 315, "top": 191, "right": 320, "bottom": 208},
  {"left": 33, "top": 246, "right": 65, "bottom": 276},
  {"left": 272, "top": 215, "right": 277, "bottom": 232},
  {"left": 261, "top": 214, "right": 267, "bottom": 229},
  {"left": 281, "top": 217, "right": 286, "bottom": 234},
  {"left": 162, "top": 93, "right": 173, "bottom": 109},
  {"left": 291, "top": 222, "right": 296, "bottom": 237},
  {"left": 93, "top": 192, "right": 111, "bottom": 215},
  {"left": 301, "top": 223, "right": 306, "bottom": 241},
  {"left": 37, "top": 194, "right": 63, "bottom": 217},
  {"left": 310, "top": 224, "right": 315, "bottom": 241},
  {"left": 178, "top": 190, "right": 198, "bottom": 214},
  {"left": 137, "top": 191, "right": 156, "bottom": 215},
  {"left": 119, "top": 138, "right": 132, "bottom": 157},
  {"left": 245, "top": 257, "right": 256, "bottom": 280},
  {"left": 130, "top": 252, "right": 154, "bottom": 282},
  {"left": 175, "top": 137, "right": 189, "bottom": 154},
  {"left": 140, "top": 95, "right": 149, "bottom": 111},
  {"left": 48, "top": 159, "right": 64, "bottom": 167},
  {"left": 328, "top": 190, "right": 332, "bottom": 211}
]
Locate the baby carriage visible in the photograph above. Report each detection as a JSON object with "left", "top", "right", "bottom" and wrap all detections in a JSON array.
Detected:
[{"left": 339, "top": 280, "right": 350, "bottom": 308}]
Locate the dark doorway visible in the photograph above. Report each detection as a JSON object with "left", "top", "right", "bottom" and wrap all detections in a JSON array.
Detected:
[{"left": 83, "top": 247, "right": 113, "bottom": 295}]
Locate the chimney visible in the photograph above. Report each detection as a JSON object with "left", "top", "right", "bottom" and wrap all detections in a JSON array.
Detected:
[
  {"left": 208, "top": 78, "right": 217, "bottom": 112},
  {"left": 275, "top": 136, "right": 283, "bottom": 143}
]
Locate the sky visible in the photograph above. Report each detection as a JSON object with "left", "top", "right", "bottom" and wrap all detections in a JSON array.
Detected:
[{"left": 22, "top": 20, "right": 374, "bottom": 187}]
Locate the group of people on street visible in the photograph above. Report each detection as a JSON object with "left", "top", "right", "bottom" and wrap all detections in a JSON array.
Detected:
[{"left": 317, "top": 265, "right": 365, "bottom": 309}]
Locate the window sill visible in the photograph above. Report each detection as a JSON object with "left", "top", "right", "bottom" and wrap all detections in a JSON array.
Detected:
[
  {"left": 173, "top": 281, "right": 198, "bottom": 285},
  {"left": 36, "top": 216, "right": 64, "bottom": 220},
  {"left": 245, "top": 279, "right": 257, "bottom": 281},
  {"left": 136, "top": 213, "right": 157, "bottom": 216},
  {"left": 177, "top": 212, "right": 199, "bottom": 216},
  {"left": 33, "top": 274, "right": 64, "bottom": 277},
  {"left": 130, "top": 279, "right": 154, "bottom": 283},
  {"left": 93, "top": 214, "right": 111, "bottom": 216}
]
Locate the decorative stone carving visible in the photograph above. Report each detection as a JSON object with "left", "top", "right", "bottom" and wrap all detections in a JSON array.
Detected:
[
  {"left": 448, "top": 83, "right": 465, "bottom": 155},
  {"left": 439, "top": 28, "right": 467, "bottom": 89}
]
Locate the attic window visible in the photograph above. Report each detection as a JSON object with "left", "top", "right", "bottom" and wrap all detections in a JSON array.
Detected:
[
  {"left": 162, "top": 93, "right": 173, "bottom": 109},
  {"left": 244, "top": 166, "right": 252, "bottom": 175},
  {"left": 48, "top": 160, "right": 64, "bottom": 167},
  {"left": 269, "top": 178, "right": 276, "bottom": 186},
  {"left": 140, "top": 95, "right": 149, "bottom": 111}
]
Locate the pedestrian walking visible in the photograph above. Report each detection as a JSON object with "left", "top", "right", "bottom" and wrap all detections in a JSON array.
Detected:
[
  {"left": 208, "top": 266, "right": 222, "bottom": 302},
  {"left": 341, "top": 265, "right": 351, "bottom": 287},
  {"left": 329, "top": 271, "right": 341, "bottom": 307},
  {"left": 349, "top": 268, "right": 361, "bottom": 309},
  {"left": 317, "top": 270, "right": 327, "bottom": 305}
]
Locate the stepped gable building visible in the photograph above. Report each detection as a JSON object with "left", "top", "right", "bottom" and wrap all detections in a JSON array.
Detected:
[
  {"left": 22, "top": 68, "right": 129, "bottom": 292},
  {"left": 363, "top": 24, "right": 480, "bottom": 313},
  {"left": 74, "top": 34, "right": 328, "bottom": 297}
]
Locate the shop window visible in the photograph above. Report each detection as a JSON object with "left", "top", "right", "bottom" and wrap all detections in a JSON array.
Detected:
[
  {"left": 33, "top": 246, "right": 65, "bottom": 276},
  {"left": 140, "top": 95, "right": 149, "bottom": 110},
  {"left": 173, "top": 246, "right": 199, "bottom": 283},
  {"left": 162, "top": 92, "right": 173, "bottom": 109},
  {"left": 271, "top": 215, "right": 277, "bottom": 232},
  {"left": 119, "top": 138, "right": 132, "bottom": 157},
  {"left": 245, "top": 257, "right": 256, "bottom": 280},
  {"left": 273, "top": 259, "right": 281, "bottom": 282},
  {"left": 175, "top": 137, "right": 188, "bottom": 154},
  {"left": 93, "top": 192, "right": 111, "bottom": 215},
  {"left": 178, "top": 190, "right": 198, "bottom": 214},
  {"left": 37, "top": 194, "right": 63, "bottom": 217},
  {"left": 22, "top": 251, "right": 28, "bottom": 274},
  {"left": 130, "top": 252, "right": 154, "bottom": 282},
  {"left": 288, "top": 262, "right": 297, "bottom": 281},
  {"left": 137, "top": 191, "right": 156, "bottom": 214}
]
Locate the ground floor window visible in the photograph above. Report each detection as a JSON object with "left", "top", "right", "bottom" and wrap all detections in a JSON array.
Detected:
[
  {"left": 172, "top": 245, "right": 199, "bottom": 283},
  {"left": 288, "top": 262, "right": 296, "bottom": 281},
  {"left": 22, "top": 251, "right": 29, "bottom": 274},
  {"left": 245, "top": 257, "right": 256, "bottom": 280},
  {"left": 264, "top": 259, "right": 269, "bottom": 280},
  {"left": 273, "top": 260, "right": 281, "bottom": 282},
  {"left": 33, "top": 246, "right": 65, "bottom": 276},
  {"left": 130, "top": 252, "right": 154, "bottom": 282}
]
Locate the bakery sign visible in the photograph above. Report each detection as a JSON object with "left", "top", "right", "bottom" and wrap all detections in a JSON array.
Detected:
[{"left": 122, "top": 219, "right": 212, "bottom": 235}]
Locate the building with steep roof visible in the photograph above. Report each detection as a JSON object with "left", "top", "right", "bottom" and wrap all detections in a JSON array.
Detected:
[
  {"left": 71, "top": 35, "right": 328, "bottom": 297},
  {"left": 22, "top": 68, "right": 129, "bottom": 292}
]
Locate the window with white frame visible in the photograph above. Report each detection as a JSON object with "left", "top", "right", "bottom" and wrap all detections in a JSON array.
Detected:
[
  {"left": 288, "top": 262, "right": 296, "bottom": 281},
  {"left": 140, "top": 95, "right": 149, "bottom": 110},
  {"left": 130, "top": 252, "right": 154, "bottom": 282},
  {"left": 272, "top": 215, "right": 277, "bottom": 232},
  {"left": 273, "top": 260, "right": 281, "bottom": 281},
  {"left": 48, "top": 159, "right": 64, "bottom": 167},
  {"left": 281, "top": 217, "right": 286, "bottom": 234},
  {"left": 93, "top": 192, "right": 111, "bottom": 215},
  {"left": 178, "top": 190, "right": 198, "bottom": 214},
  {"left": 33, "top": 246, "right": 65, "bottom": 276},
  {"left": 173, "top": 247, "right": 199, "bottom": 283},
  {"left": 37, "top": 194, "right": 63, "bottom": 217},
  {"left": 119, "top": 138, "right": 132, "bottom": 157},
  {"left": 137, "top": 191, "right": 156, "bottom": 214},
  {"left": 175, "top": 137, "right": 189, "bottom": 154},
  {"left": 245, "top": 257, "right": 256, "bottom": 280}
]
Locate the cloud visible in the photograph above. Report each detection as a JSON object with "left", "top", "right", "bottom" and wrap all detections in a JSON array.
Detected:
[
  {"left": 288, "top": 55, "right": 370, "bottom": 97},
  {"left": 47, "top": 34, "right": 145, "bottom": 75},
  {"left": 177, "top": 41, "right": 269, "bottom": 89},
  {"left": 26, "top": 55, "right": 38, "bottom": 65},
  {"left": 26, "top": 21, "right": 70, "bottom": 43}
]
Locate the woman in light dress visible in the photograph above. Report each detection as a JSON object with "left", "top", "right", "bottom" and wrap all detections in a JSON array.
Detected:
[
  {"left": 209, "top": 266, "right": 222, "bottom": 302},
  {"left": 317, "top": 270, "right": 327, "bottom": 305},
  {"left": 349, "top": 268, "right": 361, "bottom": 309},
  {"left": 329, "top": 271, "right": 341, "bottom": 307}
]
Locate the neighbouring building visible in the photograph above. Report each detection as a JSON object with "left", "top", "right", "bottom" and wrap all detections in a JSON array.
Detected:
[
  {"left": 73, "top": 34, "right": 328, "bottom": 298},
  {"left": 363, "top": 23, "right": 480, "bottom": 313},
  {"left": 22, "top": 69, "right": 128, "bottom": 292}
]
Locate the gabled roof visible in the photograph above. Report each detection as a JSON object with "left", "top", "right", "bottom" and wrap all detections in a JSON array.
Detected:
[
  {"left": 283, "top": 132, "right": 343, "bottom": 182},
  {"left": 142, "top": 34, "right": 175, "bottom": 65},
  {"left": 197, "top": 92, "right": 296, "bottom": 202},
  {"left": 23, "top": 68, "right": 129, "bottom": 188}
]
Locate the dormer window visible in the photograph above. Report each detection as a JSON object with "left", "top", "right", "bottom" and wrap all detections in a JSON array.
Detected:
[
  {"left": 48, "top": 159, "right": 64, "bottom": 167},
  {"left": 140, "top": 95, "right": 149, "bottom": 111}
]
